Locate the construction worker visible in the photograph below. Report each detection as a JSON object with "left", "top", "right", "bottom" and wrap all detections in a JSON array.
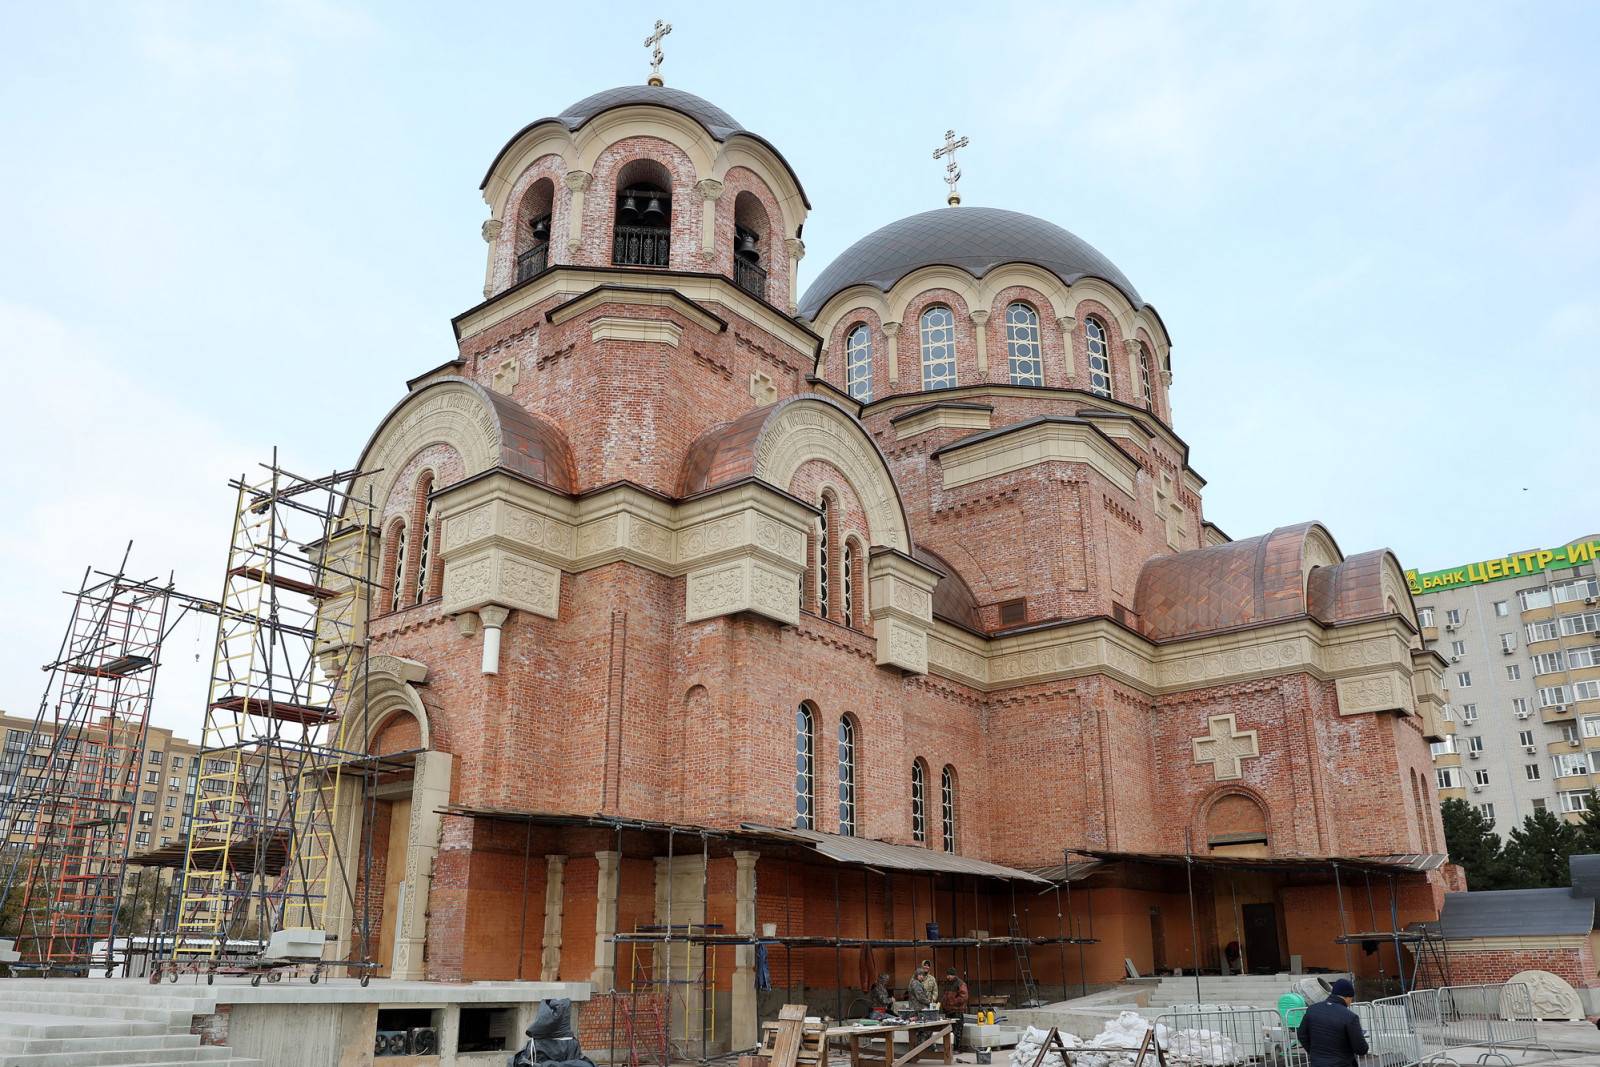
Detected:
[
  {"left": 870, "top": 972, "right": 895, "bottom": 1016},
  {"left": 909, "top": 963, "right": 938, "bottom": 1009},
  {"left": 1296, "top": 979, "right": 1368, "bottom": 1067},
  {"left": 941, "top": 968, "right": 969, "bottom": 1046}
]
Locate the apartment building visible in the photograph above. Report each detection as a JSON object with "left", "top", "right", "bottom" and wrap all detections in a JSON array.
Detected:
[
  {"left": 0, "top": 711, "right": 280, "bottom": 857},
  {"left": 1412, "top": 535, "right": 1600, "bottom": 829}
]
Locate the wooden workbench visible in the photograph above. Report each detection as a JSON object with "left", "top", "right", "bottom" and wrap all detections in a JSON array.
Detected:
[{"left": 825, "top": 1018, "right": 955, "bottom": 1067}]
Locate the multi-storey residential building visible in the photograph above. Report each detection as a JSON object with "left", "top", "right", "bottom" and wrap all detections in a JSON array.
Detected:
[{"left": 1412, "top": 535, "right": 1600, "bottom": 828}]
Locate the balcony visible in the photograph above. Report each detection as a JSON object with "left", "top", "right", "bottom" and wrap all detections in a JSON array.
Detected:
[
  {"left": 734, "top": 256, "right": 768, "bottom": 300},
  {"left": 515, "top": 243, "right": 549, "bottom": 283},
  {"left": 1548, "top": 737, "right": 1585, "bottom": 755},
  {"left": 1542, "top": 704, "right": 1576, "bottom": 724},
  {"left": 612, "top": 225, "right": 670, "bottom": 268}
]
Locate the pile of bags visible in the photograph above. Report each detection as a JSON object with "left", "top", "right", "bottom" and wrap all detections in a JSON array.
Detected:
[{"left": 1008, "top": 1011, "right": 1243, "bottom": 1067}]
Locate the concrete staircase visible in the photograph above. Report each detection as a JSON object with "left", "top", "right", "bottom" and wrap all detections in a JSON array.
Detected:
[
  {"left": 1142, "top": 973, "right": 1344, "bottom": 1010},
  {"left": 0, "top": 981, "right": 261, "bottom": 1067}
]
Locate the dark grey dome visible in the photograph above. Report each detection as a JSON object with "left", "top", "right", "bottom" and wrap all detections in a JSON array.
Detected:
[
  {"left": 557, "top": 85, "right": 743, "bottom": 141},
  {"left": 799, "top": 207, "right": 1143, "bottom": 320}
]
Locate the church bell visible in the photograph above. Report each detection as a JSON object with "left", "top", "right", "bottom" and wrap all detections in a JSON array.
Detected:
[
  {"left": 736, "top": 231, "right": 761, "bottom": 262},
  {"left": 619, "top": 193, "right": 639, "bottom": 219},
  {"left": 639, "top": 195, "right": 667, "bottom": 224},
  {"left": 530, "top": 216, "right": 550, "bottom": 242}
]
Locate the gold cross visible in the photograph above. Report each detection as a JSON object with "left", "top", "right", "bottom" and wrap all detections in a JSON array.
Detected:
[
  {"left": 644, "top": 19, "right": 673, "bottom": 86},
  {"left": 932, "top": 129, "right": 970, "bottom": 206},
  {"left": 1192, "top": 714, "right": 1259, "bottom": 782}
]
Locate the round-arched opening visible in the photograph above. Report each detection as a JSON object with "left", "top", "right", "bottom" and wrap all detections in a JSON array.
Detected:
[
  {"left": 613, "top": 158, "right": 673, "bottom": 268},
  {"left": 733, "top": 190, "right": 771, "bottom": 300},
  {"left": 1204, "top": 791, "right": 1269, "bottom": 856},
  {"left": 910, "top": 758, "right": 930, "bottom": 845},
  {"left": 515, "top": 178, "right": 555, "bottom": 282},
  {"left": 369, "top": 710, "right": 422, "bottom": 756}
]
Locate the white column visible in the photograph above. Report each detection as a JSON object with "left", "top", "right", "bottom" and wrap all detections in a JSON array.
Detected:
[
  {"left": 885, "top": 320, "right": 902, "bottom": 384},
  {"left": 591, "top": 850, "right": 622, "bottom": 989},
  {"left": 1057, "top": 315, "right": 1077, "bottom": 380},
  {"left": 732, "top": 851, "right": 760, "bottom": 1049},
  {"left": 785, "top": 237, "right": 805, "bottom": 316},
  {"left": 481, "top": 218, "right": 503, "bottom": 300},
  {"left": 540, "top": 854, "right": 566, "bottom": 981},
  {"left": 478, "top": 604, "right": 510, "bottom": 675},
  {"left": 563, "top": 171, "right": 591, "bottom": 256},
  {"left": 697, "top": 179, "right": 724, "bottom": 260},
  {"left": 970, "top": 309, "right": 990, "bottom": 376}
]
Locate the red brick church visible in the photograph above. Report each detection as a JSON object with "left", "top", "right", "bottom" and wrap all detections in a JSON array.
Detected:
[{"left": 317, "top": 71, "right": 1456, "bottom": 1046}]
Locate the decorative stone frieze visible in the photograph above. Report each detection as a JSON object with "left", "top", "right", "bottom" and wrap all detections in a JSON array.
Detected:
[
  {"left": 589, "top": 316, "right": 684, "bottom": 347},
  {"left": 867, "top": 548, "right": 940, "bottom": 673},
  {"left": 309, "top": 524, "right": 379, "bottom": 658},
  {"left": 935, "top": 418, "right": 1140, "bottom": 496},
  {"left": 892, "top": 404, "right": 992, "bottom": 440},
  {"left": 1335, "top": 670, "right": 1414, "bottom": 716}
]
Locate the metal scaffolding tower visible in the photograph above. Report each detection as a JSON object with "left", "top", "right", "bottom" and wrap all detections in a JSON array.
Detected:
[
  {"left": 0, "top": 552, "right": 192, "bottom": 975},
  {"left": 160, "top": 457, "right": 379, "bottom": 980}
]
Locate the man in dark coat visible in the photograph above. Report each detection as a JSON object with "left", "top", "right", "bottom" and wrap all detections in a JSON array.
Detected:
[{"left": 1296, "top": 979, "right": 1368, "bottom": 1067}]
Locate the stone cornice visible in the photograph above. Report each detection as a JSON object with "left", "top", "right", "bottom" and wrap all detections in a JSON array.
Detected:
[
  {"left": 546, "top": 285, "right": 727, "bottom": 334},
  {"left": 925, "top": 614, "right": 1430, "bottom": 709},
  {"left": 451, "top": 266, "right": 821, "bottom": 370},
  {"left": 932, "top": 416, "right": 1142, "bottom": 497}
]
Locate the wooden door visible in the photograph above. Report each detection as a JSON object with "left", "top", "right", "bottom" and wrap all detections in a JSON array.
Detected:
[
  {"left": 377, "top": 796, "right": 411, "bottom": 976},
  {"left": 1149, "top": 908, "right": 1166, "bottom": 974},
  {"left": 1240, "top": 902, "right": 1281, "bottom": 974}
]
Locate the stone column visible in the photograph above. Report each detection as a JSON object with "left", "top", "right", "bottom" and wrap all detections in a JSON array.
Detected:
[
  {"left": 970, "top": 309, "right": 990, "bottom": 375},
  {"left": 591, "top": 850, "right": 622, "bottom": 990},
  {"left": 885, "top": 320, "right": 902, "bottom": 384},
  {"left": 540, "top": 854, "right": 566, "bottom": 981},
  {"left": 563, "top": 171, "right": 591, "bottom": 256},
  {"left": 393, "top": 749, "right": 452, "bottom": 980},
  {"left": 1057, "top": 315, "right": 1077, "bottom": 379},
  {"left": 696, "top": 179, "right": 724, "bottom": 259},
  {"left": 732, "top": 851, "right": 760, "bottom": 1049},
  {"left": 481, "top": 218, "right": 504, "bottom": 301},
  {"left": 785, "top": 237, "right": 805, "bottom": 315},
  {"left": 478, "top": 604, "right": 510, "bottom": 675}
]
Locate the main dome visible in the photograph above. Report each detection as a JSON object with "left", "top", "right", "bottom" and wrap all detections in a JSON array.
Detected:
[
  {"left": 556, "top": 85, "right": 744, "bottom": 141},
  {"left": 799, "top": 207, "right": 1143, "bottom": 320}
]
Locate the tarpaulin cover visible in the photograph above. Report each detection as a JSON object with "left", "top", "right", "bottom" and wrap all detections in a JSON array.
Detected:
[{"left": 510, "top": 999, "right": 596, "bottom": 1067}]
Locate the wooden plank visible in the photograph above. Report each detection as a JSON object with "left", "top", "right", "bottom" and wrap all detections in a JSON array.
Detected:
[{"left": 769, "top": 1004, "right": 810, "bottom": 1067}]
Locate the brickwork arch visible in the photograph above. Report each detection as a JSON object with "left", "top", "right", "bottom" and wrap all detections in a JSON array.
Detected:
[{"left": 1194, "top": 784, "right": 1272, "bottom": 853}]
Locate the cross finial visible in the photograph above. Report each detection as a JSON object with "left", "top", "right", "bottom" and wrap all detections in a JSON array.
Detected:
[
  {"left": 644, "top": 19, "right": 673, "bottom": 86},
  {"left": 932, "top": 129, "right": 970, "bottom": 206}
]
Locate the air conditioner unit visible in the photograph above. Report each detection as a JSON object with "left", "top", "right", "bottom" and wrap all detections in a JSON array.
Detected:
[
  {"left": 1451, "top": 655, "right": 1461, "bottom": 663},
  {"left": 1554, "top": 705, "right": 1568, "bottom": 712},
  {"left": 1570, "top": 739, "right": 1582, "bottom": 748},
  {"left": 1586, "top": 597, "right": 1597, "bottom": 605},
  {"left": 1525, "top": 744, "right": 1538, "bottom": 754},
  {"left": 1469, "top": 751, "right": 1481, "bottom": 759},
  {"left": 1516, "top": 710, "right": 1532, "bottom": 719},
  {"left": 1446, "top": 624, "right": 1458, "bottom": 632},
  {"left": 1472, "top": 785, "right": 1485, "bottom": 793},
  {"left": 1503, "top": 647, "right": 1515, "bottom": 655}
]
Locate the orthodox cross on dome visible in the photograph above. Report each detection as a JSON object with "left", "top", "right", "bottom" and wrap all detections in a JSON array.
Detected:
[
  {"left": 1192, "top": 714, "right": 1260, "bottom": 782},
  {"left": 644, "top": 19, "right": 673, "bottom": 86},
  {"left": 932, "top": 129, "right": 970, "bottom": 206}
]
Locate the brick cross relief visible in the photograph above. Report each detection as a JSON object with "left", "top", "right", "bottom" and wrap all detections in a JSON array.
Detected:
[{"left": 1191, "top": 714, "right": 1260, "bottom": 782}]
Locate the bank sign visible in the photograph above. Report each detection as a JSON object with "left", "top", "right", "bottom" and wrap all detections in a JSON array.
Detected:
[{"left": 1407, "top": 538, "right": 1600, "bottom": 595}]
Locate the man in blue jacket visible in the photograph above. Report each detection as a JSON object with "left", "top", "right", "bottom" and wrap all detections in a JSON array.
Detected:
[{"left": 1296, "top": 979, "right": 1369, "bottom": 1067}]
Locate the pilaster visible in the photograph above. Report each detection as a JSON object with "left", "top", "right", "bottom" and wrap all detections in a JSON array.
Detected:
[
  {"left": 696, "top": 179, "right": 724, "bottom": 258},
  {"left": 540, "top": 854, "right": 566, "bottom": 982},
  {"left": 970, "top": 309, "right": 990, "bottom": 375},
  {"left": 884, "top": 320, "right": 901, "bottom": 384},
  {"left": 563, "top": 170, "right": 591, "bottom": 255},
  {"left": 591, "top": 850, "right": 621, "bottom": 989},
  {"left": 731, "top": 851, "right": 760, "bottom": 1049}
]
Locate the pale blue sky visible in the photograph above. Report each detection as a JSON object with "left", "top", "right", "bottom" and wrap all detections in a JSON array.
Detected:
[{"left": 1, "top": 1, "right": 1596, "bottom": 735}]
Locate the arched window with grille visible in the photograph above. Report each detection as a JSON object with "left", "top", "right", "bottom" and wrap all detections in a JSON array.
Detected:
[
  {"left": 911, "top": 759, "right": 928, "bottom": 844},
  {"left": 940, "top": 764, "right": 958, "bottom": 853},
  {"left": 1137, "top": 342, "right": 1153, "bottom": 409},
  {"left": 386, "top": 520, "right": 407, "bottom": 614},
  {"left": 920, "top": 305, "right": 957, "bottom": 390},
  {"left": 795, "top": 703, "right": 815, "bottom": 829},
  {"left": 845, "top": 324, "right": 874, "bottom": 401},
  {"left": 817, "top": 495, "right": 833, "bottom": 619},
  {"left": 842, "top": 540, "right": 856, "bottom": 628},
  {"left": 838, "top": 715, "right": 858, "bottom": 836},
  {"left": 1085, "top": 318, "right": 1113, "bottom": 398},
  {"left": 1005, "top": 302, "right": 1043, "bottom": 385},
  {"left": 413, "top": 472, "right": 435, "bottom": 606}
]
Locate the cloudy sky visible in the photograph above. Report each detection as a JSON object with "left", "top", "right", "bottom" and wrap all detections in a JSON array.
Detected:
[{"left": 1, "top": 1, "right": 1595, "bottom": 736}]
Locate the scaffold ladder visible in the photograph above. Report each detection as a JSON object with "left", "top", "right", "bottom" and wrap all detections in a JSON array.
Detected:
[
  {"left": 0, "top": 553, "right": 175, "bottom": 975},
  {"left": 166, "top": 458, "right": 376, "bottom": 971}
]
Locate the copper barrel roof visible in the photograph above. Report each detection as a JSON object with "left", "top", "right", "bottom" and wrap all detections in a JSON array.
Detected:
[
  {"left": 1134, "top": 522, "right": 1332, "bottom": 641},
  {"left": 1306, "top": 549, "right": 1405, "bottom": 625},
  {"left": 480, "top": 385, "right": 577, "bottom": 493}
]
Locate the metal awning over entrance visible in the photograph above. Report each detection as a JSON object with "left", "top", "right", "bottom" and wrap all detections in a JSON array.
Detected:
[
  {"left": 740, "top": 823, "right": 1052, "bottom": 884},
  {"left": 1030, "top": 849, "right": 1448, "bottom": 882}
]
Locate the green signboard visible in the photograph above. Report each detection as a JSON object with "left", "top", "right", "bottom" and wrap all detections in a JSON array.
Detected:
[{"left": 1406, "top": 538, "right": 1600, "bottom": 595}]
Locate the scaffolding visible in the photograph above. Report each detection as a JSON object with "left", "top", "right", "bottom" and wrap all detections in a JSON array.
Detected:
[
  {"left": 159, "top": 457, "right": 379, "bottom": 980},
  {"left": 0, "top": 551, "right": 201, "bottom": 975}
]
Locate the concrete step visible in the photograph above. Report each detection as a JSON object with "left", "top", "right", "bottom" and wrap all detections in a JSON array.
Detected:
[
  {"left": 0, "top": 989, "right": 214, "bottom": 1011},
  {"left": 0, "top": 998, "right": 194, "bottom": 1025},
  {"left": 0, "top": 1014, "right": 167, "bottom": 1040},
  {"left": 7, "top": 1035, "right": 197, "bottom": 1056},
  {"left": 1, "top": 1046, "right": 235, "bottom": 1067}
]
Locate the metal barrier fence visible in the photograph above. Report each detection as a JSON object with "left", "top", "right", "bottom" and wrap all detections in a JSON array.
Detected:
[
  {"left": 1427, "top": 983, "right": 1554, "bottom": 1066},
  {"left": 1155, "top": 1006, "right": 1307, "bottom": 1067},
  {"left": 1354, "top": 994, "right": 1425, "bottom": 1067}
]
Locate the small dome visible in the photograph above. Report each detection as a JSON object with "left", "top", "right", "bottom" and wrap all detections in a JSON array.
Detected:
[
  {"left": 556, "top": 85, "right": 743, "bottom": 141},
  {"left": 799, "top": 207, "right": 1143, "bottom": 320}
]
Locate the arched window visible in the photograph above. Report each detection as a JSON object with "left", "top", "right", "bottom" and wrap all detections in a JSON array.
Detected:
[
  {"left": 817, "top": 496, "right": 832, "bottom": 619},
  {"left": 1005, "top": 303, "right": 1043, "bottom": 386},
  {"left": 842, "top": 540, "right": 856, "bottom": 628},
  {"left": 1137, "top": 342, "right": 1153, "bottom": 409},
  {"left": 515, "top": 177, "right": 555, "bottom": 283},
  {"left": 613, "top": 159, "right": 672, "bottom": 268},
  {"left": 413, "top": 472, "right": 435, "bottom": 606},
  {"left": 795, "top": 703, "right": 815, "bottom": 829},
  {"left": 940, "top": 764, "right": 958, "bottom": 853},
  {"left": 386, "top": 520, "right": 407, "bottom": 614},
  {"left": 838, "top": 715, "right": 858, "bottom": 836},
  {"left": 733, "top": 191, "right": 770, "bottom": 300},
  {"left": 911, "top": 759, "right": 927, "bottom": 844},
  {"left": 1085, "top": 318, "right": 1113, "bottom": 398},
  {"left": 920, "top": 305, "right": 957, "bottom": 390},
  {"left": 845, "top": 324, "right": 874, "bottom": 402}
]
